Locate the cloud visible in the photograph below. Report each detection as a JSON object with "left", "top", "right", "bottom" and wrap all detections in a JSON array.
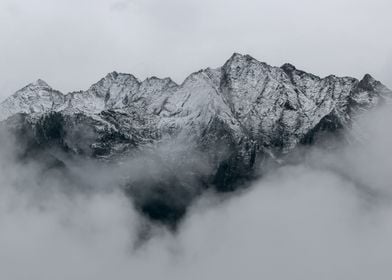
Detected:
[
  {"left": 0, "top": 102, "right": 392, "bottom": 279},
  {"left": 1, "top": 0, "right": 391, "bottom": 101}
]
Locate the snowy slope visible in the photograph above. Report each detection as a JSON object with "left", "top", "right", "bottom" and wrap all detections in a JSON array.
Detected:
[{"left": 1, "top": 53, "right": 390, "bottom": 157}]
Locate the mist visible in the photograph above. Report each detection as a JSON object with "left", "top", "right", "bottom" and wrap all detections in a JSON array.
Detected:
[{"left": 1, "top": 106, "right": 392, "bottom": 279}]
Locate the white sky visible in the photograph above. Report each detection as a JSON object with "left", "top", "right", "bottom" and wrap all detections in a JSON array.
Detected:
[{"left": 1, "top": 0, "right": 391, "bottom": 99}]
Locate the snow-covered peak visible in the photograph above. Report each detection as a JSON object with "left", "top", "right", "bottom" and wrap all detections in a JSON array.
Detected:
[
  {"left": 88, "top": 72, "right": 140, "bottom": 95},
  {"left": 226, "top": 52, "right": 258, "bottom": 63},
  {"left": 32, "top": 79, "right": 51, "bottom": 88},
  {"left": 0, "top": 79, "right": 64, "bottom": 121},
  {"left": 357, "top": 73, "right": 389, "bottom": 93},
  {"left": 63, "top": 72, "right": 142, "bottom": 114},
  {"left": 281, "top": 63, "right": 297, "bottom": 73}
]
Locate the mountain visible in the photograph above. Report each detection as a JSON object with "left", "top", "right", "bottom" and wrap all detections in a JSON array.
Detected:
[{"left": 1, "top": 53, "right": 391, "bottom": 227}]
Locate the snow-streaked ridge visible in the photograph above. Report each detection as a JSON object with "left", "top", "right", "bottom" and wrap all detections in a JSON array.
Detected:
[{"left": 0, "top": 53, "right": 391, "bottom": 154}]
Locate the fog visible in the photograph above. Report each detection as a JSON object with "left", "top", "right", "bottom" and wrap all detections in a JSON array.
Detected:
[{"left": 0, "top": 103, "right": 391, "bottom": 279}]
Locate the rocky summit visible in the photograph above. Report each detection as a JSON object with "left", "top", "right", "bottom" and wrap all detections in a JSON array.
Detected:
[{"left": 1, "top": 53, "right": 391, "bottom": 227}]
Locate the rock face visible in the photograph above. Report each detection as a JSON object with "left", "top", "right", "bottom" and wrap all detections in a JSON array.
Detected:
[{"left": 1, "top": 53, "right": 391, "bottom": 226}]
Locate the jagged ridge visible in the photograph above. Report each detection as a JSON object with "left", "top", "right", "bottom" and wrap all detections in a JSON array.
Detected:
[
  {"left": 1, "top": 53, "right": 390, "bottom": 152},
  {"left": 0, "top": 53, "right": 391, "bottom": 226}
]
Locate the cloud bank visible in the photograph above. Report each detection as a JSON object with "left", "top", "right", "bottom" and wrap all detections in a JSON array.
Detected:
[{"left": 0, "top": 107, "right": 392, "bottom": 279}]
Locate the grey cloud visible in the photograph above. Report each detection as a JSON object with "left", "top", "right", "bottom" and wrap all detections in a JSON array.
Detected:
[
  {"left": 1, "top": 0, "right": 391, "bottom": 101},
  {"left": 0, "top": 103, "right": 392, "bottom": 279}
]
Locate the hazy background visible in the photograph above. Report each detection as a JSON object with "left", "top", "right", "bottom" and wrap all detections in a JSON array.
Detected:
[{"left": 1, "top": 0, "right": 391, "bottom": 100}]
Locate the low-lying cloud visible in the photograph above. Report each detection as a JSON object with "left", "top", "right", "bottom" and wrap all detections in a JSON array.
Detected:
[{"left": 1, "top": 106, "right": 392, "bottom": 279}]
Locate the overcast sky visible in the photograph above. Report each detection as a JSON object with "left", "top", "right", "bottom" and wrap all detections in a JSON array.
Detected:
[{"left": 1, "top": 0, "right": 391, "bottom": 99}]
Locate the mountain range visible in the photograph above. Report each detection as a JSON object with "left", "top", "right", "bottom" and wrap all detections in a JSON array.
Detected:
[{"left": 1, "top": 53, "right": 391, "bottom": 227}]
